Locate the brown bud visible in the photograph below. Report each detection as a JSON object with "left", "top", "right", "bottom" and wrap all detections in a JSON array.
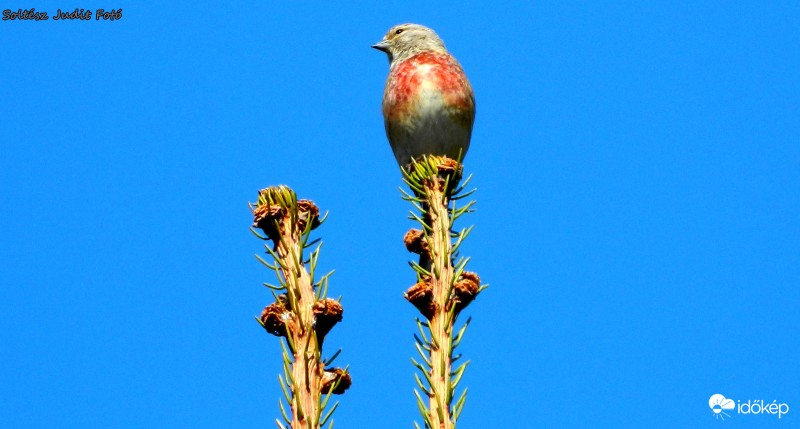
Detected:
[
  {"left": 313, "top": 298, "right": 343, "bottom": 339},
  {"left": 419, "top": 156, "right": 462, "bottom": 193},
  {"left": 403, "top": 229, "right": 429, "bottom": 255},
  {"left": 252, "top": 203, "right": 286, "bottom": 240},
  {"left": 436, "top": 157, "right": 463, "bottom": 195},
  {"left": 452, "top": 271, "right": 481, "bottom": 314},
  {"left": 436, "top": 157, "right": 460, "bottom": 175},
  {"left": 258, "top": 297, "right": 292, "bottom": 337},
  {"left": 321, "top": 368, "right": 351, "bottom": 395},
  {"left": 405, "top": 280, "right": 435, "bottom": 319},
  {"left": 297, "top": 199, "right": 321, "bottom": 232}
]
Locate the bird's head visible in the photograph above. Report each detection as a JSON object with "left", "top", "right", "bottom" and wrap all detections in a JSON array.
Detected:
[{"left": 372, "top": 23, "right": 447, "bottom": 65}]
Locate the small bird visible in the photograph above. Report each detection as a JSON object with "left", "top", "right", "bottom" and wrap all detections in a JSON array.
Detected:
[{"left": 373, "top": 23, "right": 475, "bottom": 167}]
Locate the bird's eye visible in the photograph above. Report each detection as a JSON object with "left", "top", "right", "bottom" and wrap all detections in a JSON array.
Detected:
[{"left": 395, "top": 28, "right": 404, "bottom": 35}]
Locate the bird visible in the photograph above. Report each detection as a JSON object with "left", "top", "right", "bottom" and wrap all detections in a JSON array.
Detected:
[{"left": 372, "top": 23, "right": 476, "bottom": 168}]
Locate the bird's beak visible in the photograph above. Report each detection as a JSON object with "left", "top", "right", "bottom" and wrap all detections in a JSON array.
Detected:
[{"left": 372, "top": 39, "right": 390, "bottom": 52}]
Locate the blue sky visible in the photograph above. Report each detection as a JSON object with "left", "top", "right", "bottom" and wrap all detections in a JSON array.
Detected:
[{"left": 2, "top": 1, "right": 798, "bottom": 428}]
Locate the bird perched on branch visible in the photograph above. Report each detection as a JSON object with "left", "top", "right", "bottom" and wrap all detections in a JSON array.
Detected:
[{"left": 373, "top": 23, "right": 476, "bottom": 168}]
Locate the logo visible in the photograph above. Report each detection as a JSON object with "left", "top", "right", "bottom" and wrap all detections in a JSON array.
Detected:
[
  {"left": 709, "top": 394, "right": 736, "bottom": 420},
  {"left": 709, "top": 393, "right": 790, "bottom": 421}
]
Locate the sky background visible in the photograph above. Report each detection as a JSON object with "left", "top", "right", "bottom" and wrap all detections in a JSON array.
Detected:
[{"left": 2, "top": 1, "right": 798, "bottom": 428}]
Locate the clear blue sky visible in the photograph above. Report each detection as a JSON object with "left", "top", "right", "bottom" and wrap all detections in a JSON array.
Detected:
[{"left": 2, "top": 2, "right": 798, "bottom": 428}]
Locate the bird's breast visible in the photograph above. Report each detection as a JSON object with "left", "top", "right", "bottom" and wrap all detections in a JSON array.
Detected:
[{"left": 383, "top": 52, "right": 475, "bottom": 127}]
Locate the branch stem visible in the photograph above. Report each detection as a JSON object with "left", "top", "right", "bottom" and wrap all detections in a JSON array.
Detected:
[
  {"left": 425, "top": 181, "right": 455, "bottom": 429},
  {"left": 275, "top": 217, "right": 323, "bottom": 429}
]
